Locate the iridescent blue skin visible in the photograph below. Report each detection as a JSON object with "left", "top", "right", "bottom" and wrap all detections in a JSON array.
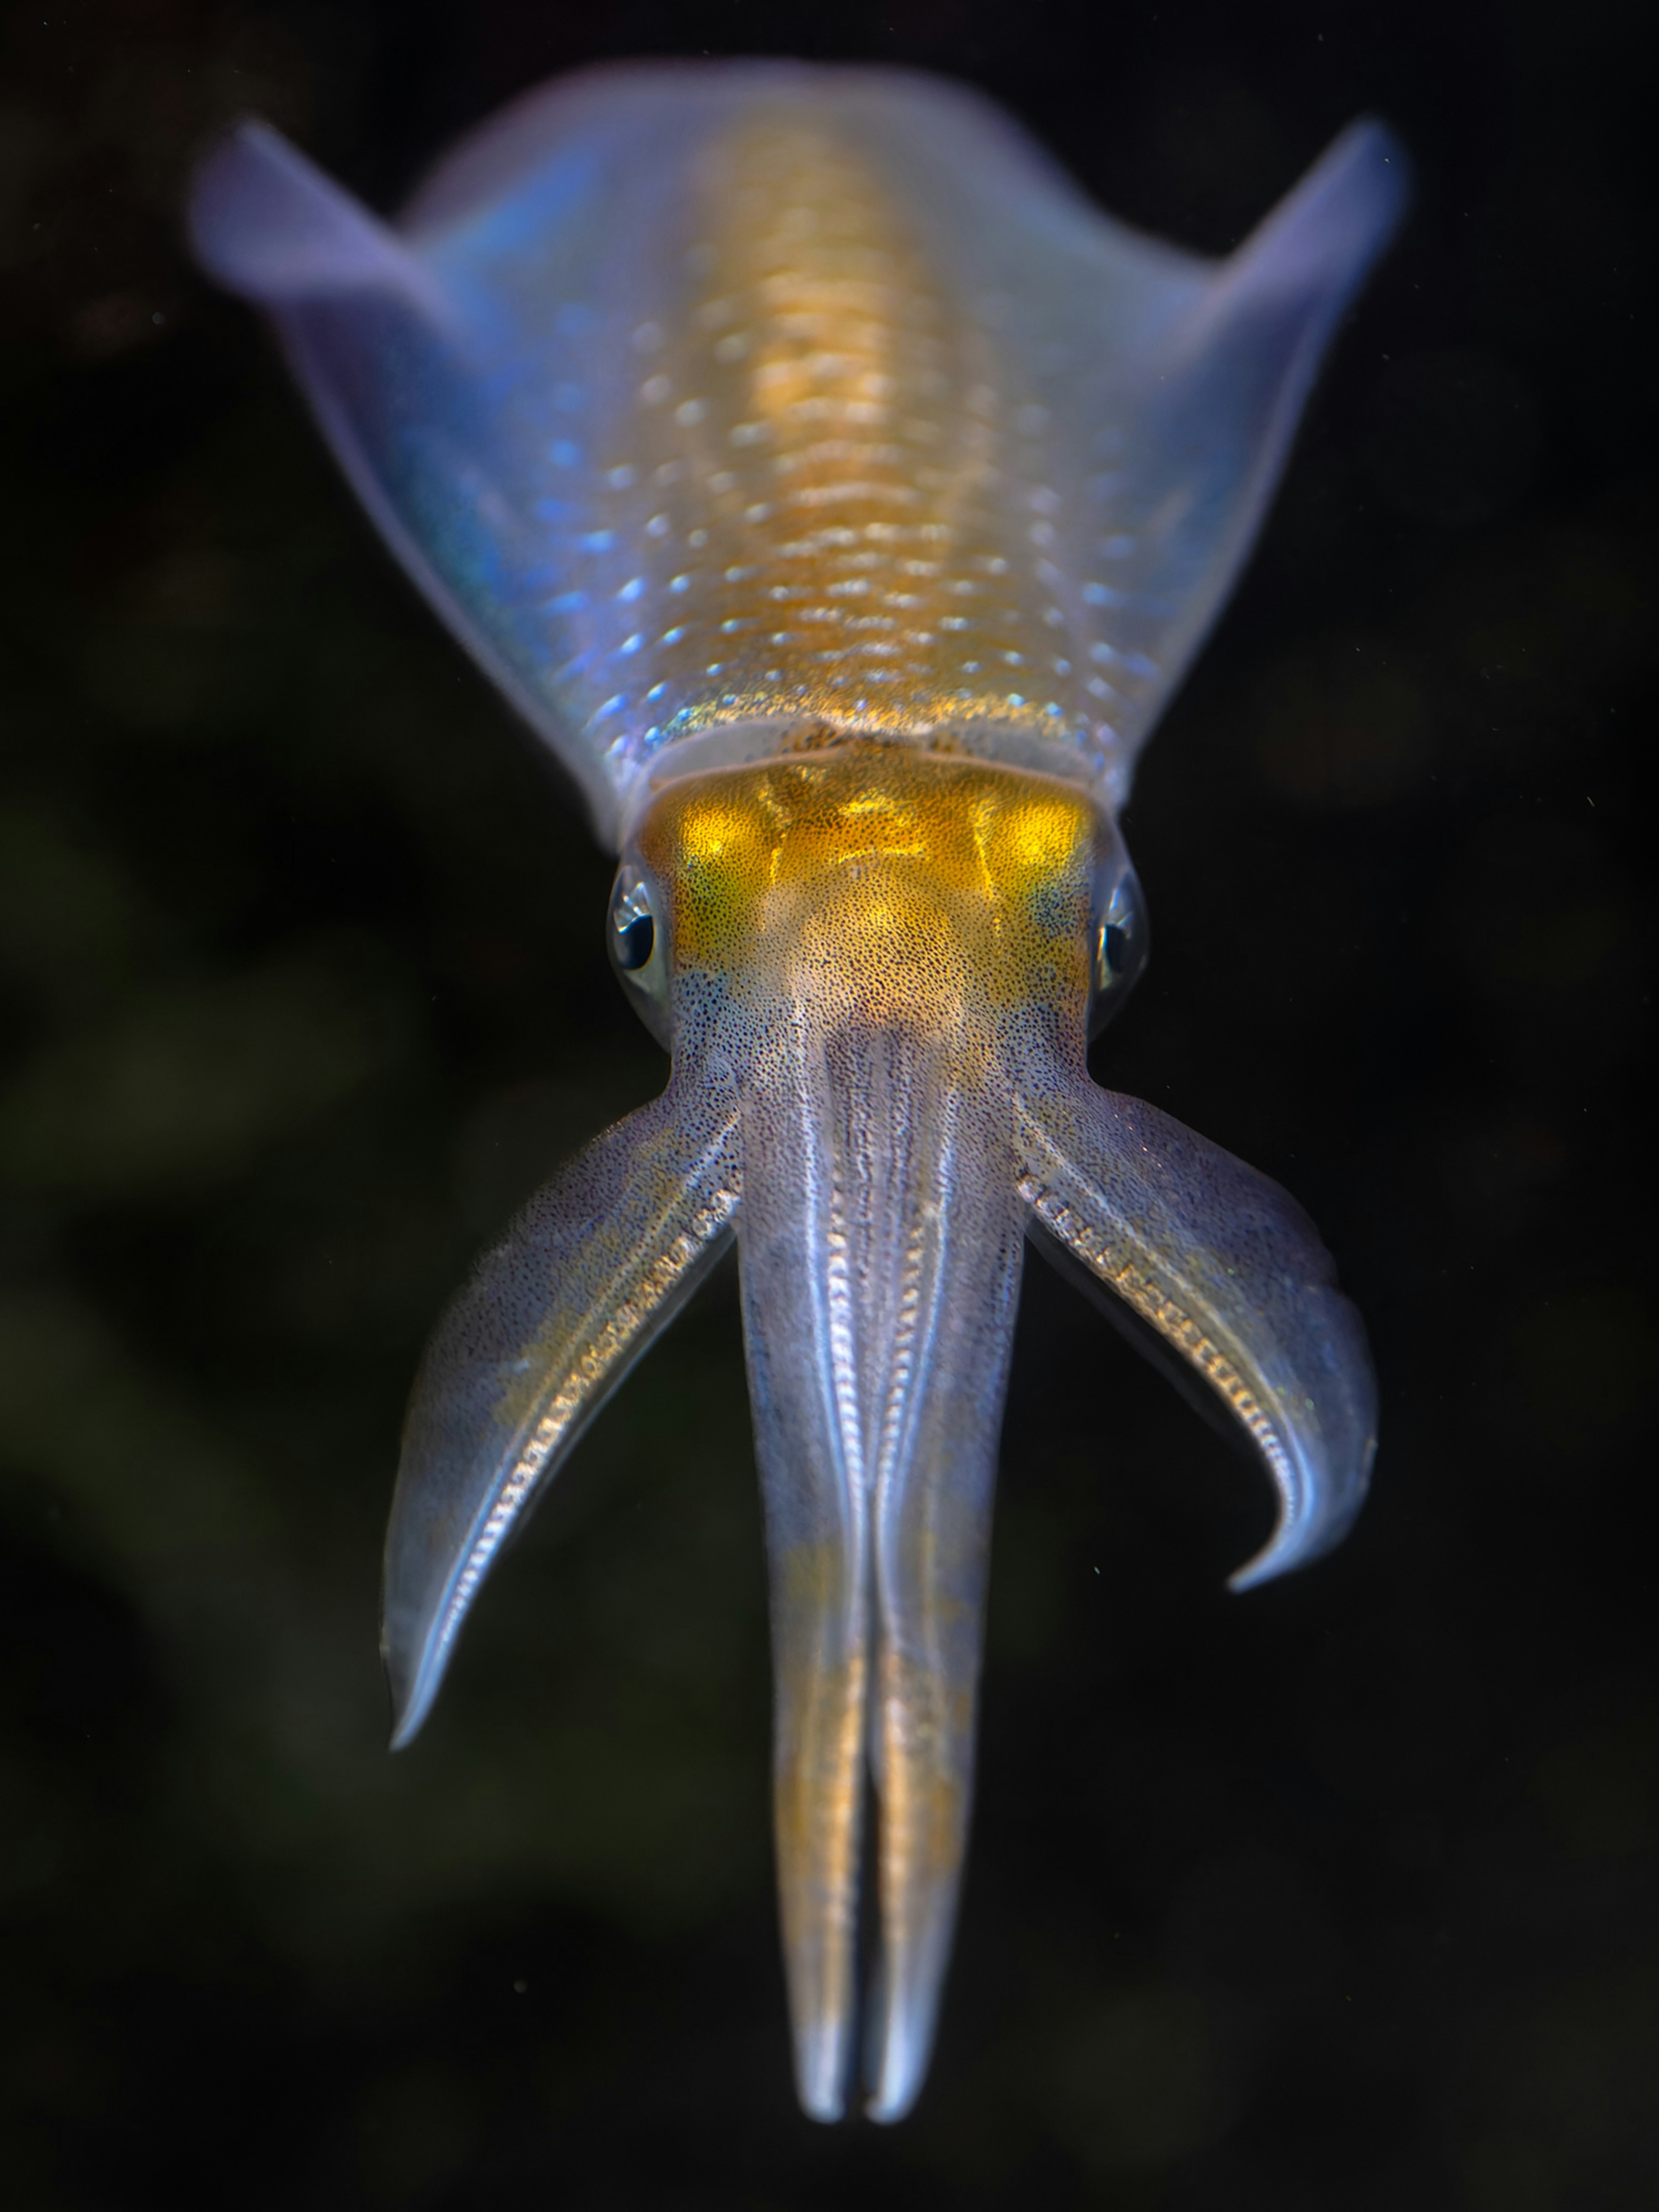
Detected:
[{"left": 191, "top": 64, "right": 1404, "bottom": 2123}]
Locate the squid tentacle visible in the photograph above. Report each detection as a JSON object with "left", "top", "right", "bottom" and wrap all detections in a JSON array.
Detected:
[
  {"left": 735, "top": 1011, "right": 874, "bottom": 2123},
  {"left": 383, "top": 1077, "right": 741, "bottom": 1746},
  {"left": 865, "top": 1071, "right": 1025, "bottom": 2123},
  {"left": 737, "top": 1015, "right": 1025, "bottom": 2122},
  {"left": 1014, "top": 1067, "right": 1377, "bottom": 1589}
]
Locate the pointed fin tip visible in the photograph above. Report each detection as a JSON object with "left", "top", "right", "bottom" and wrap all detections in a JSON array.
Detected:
[
  {"left": 1251, "top": 115, "right": 1412, "bottom": 280},
  {"left": 189, "top": 115, "right": 441, "bottom": 310}
]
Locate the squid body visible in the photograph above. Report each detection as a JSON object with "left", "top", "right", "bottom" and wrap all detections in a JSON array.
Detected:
[{"left": 191, "top": 63, "right": 1402, "bottom": 2123}]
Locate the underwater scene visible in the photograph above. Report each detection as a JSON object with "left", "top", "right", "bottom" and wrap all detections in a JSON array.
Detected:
[{"left": 0, "top": 1, "right": 1653, "bottom": 2205}]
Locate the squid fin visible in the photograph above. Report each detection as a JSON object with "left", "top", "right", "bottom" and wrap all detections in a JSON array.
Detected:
[
  {"left": 1052, "top": 119, "right": 1410, "bottom": 785},
  {"left": 187, "top": 118, "right": 620, "bottom": 836}
]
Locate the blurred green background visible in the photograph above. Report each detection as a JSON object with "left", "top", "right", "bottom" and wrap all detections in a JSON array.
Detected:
[{"left": 0, "top": 1, "right": 1654, "bottom": 2205}]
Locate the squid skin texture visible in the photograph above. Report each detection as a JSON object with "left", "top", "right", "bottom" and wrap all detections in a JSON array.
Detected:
[{"left": 190, "top": 63, "right": 1403, "bottom": 2125}]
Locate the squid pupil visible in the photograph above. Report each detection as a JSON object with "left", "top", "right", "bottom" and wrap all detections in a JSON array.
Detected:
[
  {"left": 1103, "top": 922, "right": 1130, "bottom": 979},
  {"left": 617, "top": 914, "right": 655, "bottom": 971}
]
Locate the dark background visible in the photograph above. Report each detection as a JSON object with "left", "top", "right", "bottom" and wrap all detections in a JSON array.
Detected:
[{"left": 1, "top": 2, "right": 1654, "bottom": 2205}]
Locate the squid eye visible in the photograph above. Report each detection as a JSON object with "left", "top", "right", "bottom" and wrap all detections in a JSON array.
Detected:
[
  {"left": 607, "top": 865, "right": 670, "bottom": 1045},
  {"left": 1088, "top": 859, "right": 1149, "bottom": 1036},
  {"left": 613, "top": 881, "right": 655, "bottom": 971}
]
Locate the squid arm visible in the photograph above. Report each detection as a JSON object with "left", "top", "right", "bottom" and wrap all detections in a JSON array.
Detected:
[
  {"left": 385, "top": 1081, "right": 739, "bottom": 1748},
  {"left": 1016, "top": 1076, "right": 1376, "bottom": 1589}
]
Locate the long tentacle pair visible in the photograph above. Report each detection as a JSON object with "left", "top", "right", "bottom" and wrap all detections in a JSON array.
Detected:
[
  {"left": 739, "top": 1014, "right": 1025, "bottom": 2121},
  {"left": 383, "top": 1029, "right": 1373, "bottom": 2121}
]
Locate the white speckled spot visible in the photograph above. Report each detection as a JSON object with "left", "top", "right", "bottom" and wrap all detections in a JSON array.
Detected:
[{"left": 270, "top": 88, "right": 1408, "bottom": 826}]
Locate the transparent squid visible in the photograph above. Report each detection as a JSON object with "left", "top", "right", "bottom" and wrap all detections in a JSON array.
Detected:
[{"left": 191, "top": 62, "right": 1402, "bottom": 2121}]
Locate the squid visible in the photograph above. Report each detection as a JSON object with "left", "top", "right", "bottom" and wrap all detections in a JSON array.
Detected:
[{"left": 191, "top": 63, "right": 1402, "bottom": 2122}]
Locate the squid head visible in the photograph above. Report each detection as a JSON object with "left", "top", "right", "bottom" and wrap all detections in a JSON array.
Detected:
[{"left": 189, "top": 63, "right": 1401, "bottom": 2122}]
